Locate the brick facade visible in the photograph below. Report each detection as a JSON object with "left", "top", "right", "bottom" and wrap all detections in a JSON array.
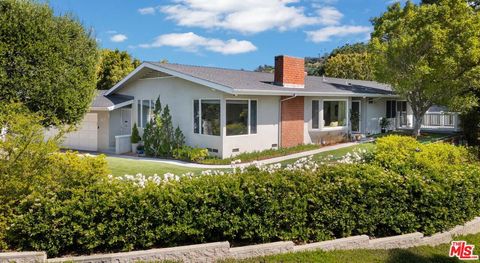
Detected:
[
  {"left": 274, "top": 55, "right": 305, "bottom": 88},
  {"left": 281, "top": 96, "right": 304, "bottom": 148}
]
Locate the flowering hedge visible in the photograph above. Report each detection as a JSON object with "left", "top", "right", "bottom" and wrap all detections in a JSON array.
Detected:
[{"left": 4, "top": 136, "right": 480, "bottom": 257}]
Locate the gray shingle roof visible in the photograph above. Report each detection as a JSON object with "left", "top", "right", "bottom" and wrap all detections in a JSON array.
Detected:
[
  {"left": 92, "top": 90, "right": 134, "bottom": 108},
  {"left": 147, "top": 62, "right": 394, "bottom": 96}
]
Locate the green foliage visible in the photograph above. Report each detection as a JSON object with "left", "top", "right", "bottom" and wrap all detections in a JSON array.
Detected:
[
  {"left": 254, "top": 64, "right": 274, "bottom": 73},
  {"left": 6, "top": 145, "right": 480, "bottom": 257},
  {"left": 460, "top": 108, "right": 480, "bottom": 146},
  {"left": 379, "top": 117, "right": 390, "bottom": 129},
  {"left": 201, "top": 144, "right": 320, "bottom": 165},
  {"left": 173, "top": 146, "right": 209, "bottom": 162},
  {"left": 96, "top": 49, "right": 141, "bottom": 90},
  {"left": 373, "top": 135, "right": 474, "bottom": 173},
  {"left": 143, "top": 98, "right": 185, "bottom": 158},
  {"left": 371, "top": 0, "right": 480, "bottom": 136},
  {"left": 131, "top": 123, "right": 141, "bottom": 144},
  {"left": 330, "top": 42, "right": 370, "bottom": 57},
  {"left": 325, "top": 53, "right": 374, "bottom": 80},
  {"left": 0, "top": 0, "right": 98, "bottom": 126},
  {"left": 0, "top": 103, "right": 109, "bottom": 251}
]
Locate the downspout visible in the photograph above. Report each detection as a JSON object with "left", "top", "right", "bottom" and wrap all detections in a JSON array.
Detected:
[{"left": 278, "top": 94, "right": 297, "bottom": 148}]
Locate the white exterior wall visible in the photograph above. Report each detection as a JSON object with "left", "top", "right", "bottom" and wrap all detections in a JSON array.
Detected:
[
  {"left": 222, "top": 95, "right": 280, "bottom": 158},
  {"left": 117, "top": 77, "right": 280, "bottom": 158},
  {"left": 120, "top": 77, "right": 224, "bottom": 156},
  {"left": 365, "top": 98, "right": 386, "bottom": 135},
  {"left": 108, "top": 109, "right": 122, "bottom": 148}
]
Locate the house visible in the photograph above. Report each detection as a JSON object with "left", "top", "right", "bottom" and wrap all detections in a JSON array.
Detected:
[{"left": 51, "top": 55, "right": 460, "bottom": 158}]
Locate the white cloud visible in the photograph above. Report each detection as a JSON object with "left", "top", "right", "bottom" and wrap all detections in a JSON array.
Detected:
[
  {"left": 306, "top": 25, "right": 372, "bottom": 42},
  {"left": 159, "top": 0, "right": 344, "bottom": 34},
  {"left": 316, "top": 6, "right": 343, "bottom": 25},
  {"left": 110, "top": 34, "right": 128, "bottom": 43},
  {"left": 138, "top": 7, "right": 156, "bottom": 15},
  {"left": 138, "top": 32, "right": 257, "bottom": 55}
]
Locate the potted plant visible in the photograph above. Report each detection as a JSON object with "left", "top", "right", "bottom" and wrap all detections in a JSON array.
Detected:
[
  {"left": 380, "top": 117, "right": 390, "bottom": 133},
  {"left": 131, "top": 123, "right": 141, "bottom": 153}
]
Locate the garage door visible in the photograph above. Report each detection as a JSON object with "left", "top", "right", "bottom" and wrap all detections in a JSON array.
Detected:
[{"left": 46, "top": 113, "right": 98, "bottom": 151}]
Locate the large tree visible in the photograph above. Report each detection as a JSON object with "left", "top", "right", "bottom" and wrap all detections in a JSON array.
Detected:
[
  {"left": 324, "top": 52, "right": 374, "bottom": 80},
  {"left": 371, "top": 0, "right": 480, "bottom": 136},
  {"left": 0, "top": 0, "right": 98, "bottom": 126},
  {"left": 96, "top": 49, "right": 141, "bottom": 90},
  {"left": 422, "top": 0, "right": 480, "bottom": 9}
]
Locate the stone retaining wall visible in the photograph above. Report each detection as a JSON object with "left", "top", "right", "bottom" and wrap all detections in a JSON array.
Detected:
[{"left": 1, "top": 217, "right": 479, "bottom": 262}]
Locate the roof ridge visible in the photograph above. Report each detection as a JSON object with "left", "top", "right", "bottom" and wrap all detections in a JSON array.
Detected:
[{"left": 145, "top": 61, "right": 273, "bottom": 75}]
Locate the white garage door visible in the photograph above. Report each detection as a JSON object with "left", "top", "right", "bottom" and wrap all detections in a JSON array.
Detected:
[{"left": 46, "top": 113, "right": 98, "bottom": 151}]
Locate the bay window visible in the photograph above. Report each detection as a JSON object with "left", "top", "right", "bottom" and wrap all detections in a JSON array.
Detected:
[{"left": 323, "top": 100, "right": 347, "bottom": 128}]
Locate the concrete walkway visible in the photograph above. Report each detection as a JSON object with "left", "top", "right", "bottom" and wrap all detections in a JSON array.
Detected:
[{"left": 95, "top": 142, "right": 362, "bottom": 169}]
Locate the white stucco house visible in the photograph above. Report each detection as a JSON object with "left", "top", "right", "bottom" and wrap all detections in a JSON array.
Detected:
[{"left": 52, "top": 55, "right": 460, "bottom": 158}]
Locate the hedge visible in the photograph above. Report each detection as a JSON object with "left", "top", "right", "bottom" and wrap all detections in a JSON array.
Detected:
[{"left": 4, "top": 136, "right": 480, "bottom": 257}]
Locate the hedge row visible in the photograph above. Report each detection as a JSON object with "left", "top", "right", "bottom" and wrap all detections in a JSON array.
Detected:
[{"left": 4, "top": 137, "right": 480, "bottom": 257}]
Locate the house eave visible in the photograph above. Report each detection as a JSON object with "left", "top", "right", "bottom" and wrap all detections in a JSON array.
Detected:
[{"left": 232, "top": 89, "right": 400, "bottom": 98}]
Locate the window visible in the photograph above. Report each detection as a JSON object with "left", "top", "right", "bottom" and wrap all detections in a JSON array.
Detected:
[
  {"left": 250, "top": 100, "right": 257, "bottom": 134},
  {"left": 323, "top": 100, "right": 347, "bottom": 127},
  {"left": 227, "top": 100, "right": 248, "bottom": 135},
  {"left": 193, "top": 99, "right": 221, "bottom": 136},
  {"left": 386, "top": 100, "right": 397, "bottom": 118},
  {"left": 312, "top": 100, "right": 319, "bottom": 129},
  {"left": 137, "top": 99, "right": 155, "bottom": 128},
  {"left": 225, "top": 100, "right": 258, "bottom": 136}
]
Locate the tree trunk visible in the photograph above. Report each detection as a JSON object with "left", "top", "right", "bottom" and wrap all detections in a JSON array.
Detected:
[{"left": 412, "top": 114, "right": 424, "bottom": 137}]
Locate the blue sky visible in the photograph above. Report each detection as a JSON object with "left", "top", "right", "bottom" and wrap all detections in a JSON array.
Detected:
[{"left": 47, "top": 0, "right": 415, "bottom": 70}]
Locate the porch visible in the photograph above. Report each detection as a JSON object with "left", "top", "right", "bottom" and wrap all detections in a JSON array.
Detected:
[{"left": 388, "top": 111, "right": 460, "bottom": 132}]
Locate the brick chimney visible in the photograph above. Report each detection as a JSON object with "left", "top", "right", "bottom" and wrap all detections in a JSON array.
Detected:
[{"left": 274, "top": 55, "right": 305, "bottom": 88}]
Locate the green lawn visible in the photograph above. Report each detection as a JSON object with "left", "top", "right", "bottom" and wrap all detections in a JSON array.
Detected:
[
  {"left": 223, "top": 233, "right": 480, "bottom": 263},
  {"left": 106, "top": 157, "right": 206, "bottom": 176},
  {"left": 107, "top": 132, "right": 453, "bottom": 176}
]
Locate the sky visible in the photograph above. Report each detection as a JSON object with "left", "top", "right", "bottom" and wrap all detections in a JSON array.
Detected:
[{"left": 46, "top": 0, "right": 416, "bottom": 70}]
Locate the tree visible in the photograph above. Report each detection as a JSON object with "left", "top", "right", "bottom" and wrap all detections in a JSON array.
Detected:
[
  {"left": 421, "top": 0, "right": 480, "bottom": 9},
  {"left": 0, "top": 0, "right": 98, "bottom": 126},
  {"left": 371, "top": 0, "right": 480, "bottom": 136},
  {"left": 330, "top": 42, "right": 369, "bottom": 57},
  {"left": 96, "top": 49, "right": 141, "bottom": 90},
  {"left": 143, "top": 98, "right": 185, "bottom": 158},
  {"left": 325, "top": 52, "right": 374, "bottom": 80},
  {"left": 254, "top": 64, "right": 274, "bottom": 73}
]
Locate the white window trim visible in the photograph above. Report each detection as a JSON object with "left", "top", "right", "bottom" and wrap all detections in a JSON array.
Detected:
[
  {"left": 137, "top": 99, "right": 155, "bottom": 128},
  {"left": 225, "top": 99, "right": 258, "bottom": 137},
  {"left": 322, "top": 98, "right": 349, "bottom": 130},
  {"left": 351, "top": 100, "right": 362, "bottom": 133},
  {"left": 193, "top": 98, "right": 222, "bottom": 137},
  {"left": 311, "top": 99, "right": 320, "bottom": 130}
]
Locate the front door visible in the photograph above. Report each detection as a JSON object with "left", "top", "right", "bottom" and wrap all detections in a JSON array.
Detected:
[
  {"left": 120, "top": 108, "right": 131, "bottom": 135},
  {"left": 351, "top": 100, "right": 361, "bottom": 133}
]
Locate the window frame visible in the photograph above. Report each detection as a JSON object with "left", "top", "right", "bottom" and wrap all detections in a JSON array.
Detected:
[
  {"left": 312, "top": 100, "right": 320, "bottom": 130},
  {"left": 137, "top": 99, "right": 155, "bottom": 128},
  {"left": 224, "top": 99, "right": 258, "bottom": 137},
  {"left": 193, "top": 98, "right": 222, "bottom": 137},
  {"left": 322, "top": 99, "right": 348, "bottom": 130}
]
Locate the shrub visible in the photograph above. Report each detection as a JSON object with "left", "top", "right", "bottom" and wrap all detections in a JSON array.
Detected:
[
  {"left": 7, "top": 152, "right": 480, "bottom": 257},
  {"left": 131, "top": 123, "right": 141, "bottom": 143},
  {"left": 373, "top": 135, "right": 474, "bottom": 173},
  {"left": 143, "top": 98, "right": 185, "bottom": 158},
  {"left": 173, "top": 146, "right": 208, "bottom": 162}
]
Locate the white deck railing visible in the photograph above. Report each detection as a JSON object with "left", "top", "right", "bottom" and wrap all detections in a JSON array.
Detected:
[{"left": 390, "top": 112, "right": 460, "bottom": 132}]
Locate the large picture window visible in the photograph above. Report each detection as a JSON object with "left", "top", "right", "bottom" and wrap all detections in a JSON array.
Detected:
[
  {"left": 226, "top": 100, "right": 257, "bottom": 136},
  {"left": 323, "top": 100, "right": 347, "bottom": 128},
  {"left": 137, "top": 99, "right": 154, "bottom": 128},
  {"left": 386, "top": 100, "right": 397, "bottom": 118},
  {"left": 193, "top": 99, "right": 221, "bottom": 136}
]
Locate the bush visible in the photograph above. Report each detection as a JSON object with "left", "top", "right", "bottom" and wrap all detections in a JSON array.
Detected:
[
  {"left": 173, "top": 146, "right": 208, "bottom": 162},
  {"left": 373, "top": 135, "right": 474, "bottom": 173},
  {"left": 6, "top": 148, "right": 480, "bottom": 257},
  {"left": 131, "top": 123, "right": 141, "bottom": 143}
]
